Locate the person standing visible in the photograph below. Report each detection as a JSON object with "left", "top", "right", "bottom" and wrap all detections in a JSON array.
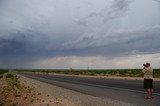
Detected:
[{"left": 142, "top": 63, "right": 153, "bottom": 99}]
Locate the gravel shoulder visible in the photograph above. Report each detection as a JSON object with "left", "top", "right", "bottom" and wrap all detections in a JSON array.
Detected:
[
  {"left": 0, "top": 73, "right": 69, "bottom": 106},
  {"left": 18, "top": 75, "right": 134, "bottom": 106},
  {"left": 19, "top": 75, "right": 75, "bottom": 106}
]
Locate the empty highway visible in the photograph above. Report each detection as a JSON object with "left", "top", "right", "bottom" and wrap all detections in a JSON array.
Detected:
[{"left": 18, "top": 72, "right": 160, "bottom": 106}]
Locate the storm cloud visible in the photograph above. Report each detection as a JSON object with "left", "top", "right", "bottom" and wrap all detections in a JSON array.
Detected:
[{"left": 0, "top": 0, "right": 160, "bottom": 69}]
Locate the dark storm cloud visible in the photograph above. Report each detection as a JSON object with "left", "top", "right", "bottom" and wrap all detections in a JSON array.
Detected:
[
  {"left": 0, "top": 32, "right": 66, "bottom": 58},
  {"left": 1, "top": 25, "right": 159, "bottom": 60},
  {"left": 76, "top": 0, "right": 132, "bottom": 26},
  {"left": 0, "top": 0, "right": 160, "bottom": 68},
  {"left": 61, "top": 25, "right": 160, "bottom": 57}
]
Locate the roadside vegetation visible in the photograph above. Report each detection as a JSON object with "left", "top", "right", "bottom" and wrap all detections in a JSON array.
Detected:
[
  {"left": 0, "top": 70, "right": 8, "bottom": 75},
  {"left": 17, "top": 69, "right": 160, "bottom": 78},
  {"left": 0, "top": 72, "right": 38, "bottom": 106},
  {"left": 0, "top": 70, "right": 8, "bottom": 79}
]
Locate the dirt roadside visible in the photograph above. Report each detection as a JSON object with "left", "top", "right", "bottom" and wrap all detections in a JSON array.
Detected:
[
  {"left": 0, "top": 73, "right": 73, "bottom": 106},
  {"left": 19, "top": 75, "right": 75, "bottom": 106}
]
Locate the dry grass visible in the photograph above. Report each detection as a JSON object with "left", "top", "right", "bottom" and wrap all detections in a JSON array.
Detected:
[{"left": 0, "top": 73, "right": 38, "bottom": 106}]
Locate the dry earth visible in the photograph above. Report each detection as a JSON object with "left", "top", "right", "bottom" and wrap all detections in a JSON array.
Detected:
[
  {"left": 0, "top": 74, "right": 71, "bottom": 106},
  {"left": 19, "top": 76, "right": 75, "bottom": 106}
]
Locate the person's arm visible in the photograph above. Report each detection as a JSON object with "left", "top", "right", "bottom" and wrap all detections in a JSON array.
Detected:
[{"left": 142, "top": 68, "right": 148, "bottom": 74}]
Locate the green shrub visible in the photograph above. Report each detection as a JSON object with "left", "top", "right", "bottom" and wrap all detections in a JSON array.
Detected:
[
  {"left": 6, "top": 73, "right": 14, "bottom": 78},
  {"left": 0, "top": 70, "right": 8, "bottom": 75}
]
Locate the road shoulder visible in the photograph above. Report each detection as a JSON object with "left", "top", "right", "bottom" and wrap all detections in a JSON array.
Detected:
[{"left": 19, "top": 75, "right": 134, "bottom": 106}]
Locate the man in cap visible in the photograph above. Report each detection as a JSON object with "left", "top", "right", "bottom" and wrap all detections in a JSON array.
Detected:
[{"left": 142, "top": 63, "right": 153, "bottom": 99}]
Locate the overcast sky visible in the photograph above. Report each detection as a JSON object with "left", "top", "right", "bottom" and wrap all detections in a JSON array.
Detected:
[{"left": 0, "top": 0, "right": 160, "bottom": 69}]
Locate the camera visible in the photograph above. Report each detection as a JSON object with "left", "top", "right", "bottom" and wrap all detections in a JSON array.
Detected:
[{"left": 143, "top": 64, "right": 146, "bottom": 67}]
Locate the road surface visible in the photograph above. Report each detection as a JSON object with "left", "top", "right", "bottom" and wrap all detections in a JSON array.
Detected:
[{"left": 18, "top": 72, "right": 160, "bottom": 106}]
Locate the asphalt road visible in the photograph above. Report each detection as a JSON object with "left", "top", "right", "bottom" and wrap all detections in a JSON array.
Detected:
[{"left": 18, "top": 72, "right": 160, "bottom": 106}]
